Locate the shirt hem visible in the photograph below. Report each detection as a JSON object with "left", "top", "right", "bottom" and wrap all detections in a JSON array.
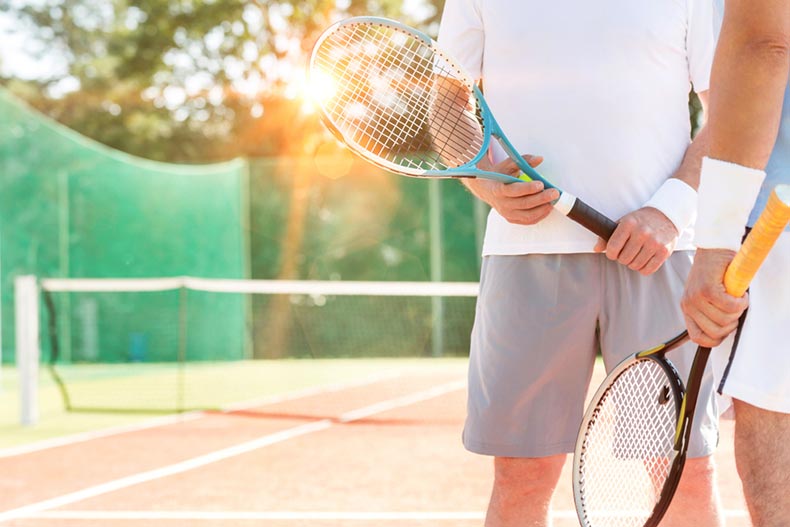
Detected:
[{"left": 482, "top": 242, "right": 696, "bottom": 256}]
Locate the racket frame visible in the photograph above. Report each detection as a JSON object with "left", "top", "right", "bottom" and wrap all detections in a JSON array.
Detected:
[
  {"left": 572, "top": 332, "right": 690, "bottom": 527},
  {"left": 310, "top": 19, "right": 547, "bottom": 181},
  {"left": 573, "top": 180, "right": 790, "bottom": 526}
]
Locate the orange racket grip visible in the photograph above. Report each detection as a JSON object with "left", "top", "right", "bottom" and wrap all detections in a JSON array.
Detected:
[{"left": 724, "top": 185, "right": 790, "bottom": 297}]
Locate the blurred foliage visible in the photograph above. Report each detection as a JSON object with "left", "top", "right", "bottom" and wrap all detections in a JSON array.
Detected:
[
  {"left": 0, "top": 0, "right": 485, "bottom": 292},
  {"left": 689, "top": 91, "right": 704, "bottom": 137},
  {"left": 0, "top": 0, "right": 446, "bottom": 162}
]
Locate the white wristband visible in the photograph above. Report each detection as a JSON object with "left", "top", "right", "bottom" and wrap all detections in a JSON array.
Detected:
[
  {"left": 695, "top": 157, "right": 766, "bottom": 251},
  {"left": 643, "top": 178, "right": 698, "bottom": 234}
]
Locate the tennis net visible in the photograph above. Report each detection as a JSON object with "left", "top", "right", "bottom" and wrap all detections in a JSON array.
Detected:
[{"left": 16, "top": 276, "right": 478, "bottom": 423}]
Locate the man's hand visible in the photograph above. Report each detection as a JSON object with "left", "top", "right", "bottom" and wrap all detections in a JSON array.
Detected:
[
  {"left": 681, "top": 248, "right": 749, "bottom": 347},
  {"left": 465, "top": 154, "right": 560, "bottom": 226},
  {"left": 594, "top": 207, "right": 679, "bottom": 275}
]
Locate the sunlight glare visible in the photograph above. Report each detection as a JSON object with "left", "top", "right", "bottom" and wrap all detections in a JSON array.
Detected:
[
  {"left": 390, "top": 33, "right": 408, "bottom": 48},
  {"left": 363, "top": 42, "right": 381, "bottom": 56},
  {"left": 305, "top": 70, "right": 338, "bottom": 112},
  {"left": 346, "top": 102, "right": 368, "bottom": 120}
]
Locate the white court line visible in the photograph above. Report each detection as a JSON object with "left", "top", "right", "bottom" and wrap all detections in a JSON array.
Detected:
[
  {"left": 337, "top": 381, "right": 465, "bottom": 423},
  {"left": 0, "top": 370, "right": 405, "bottom": 459},
  {"left": 23, "top": 511, "right": 485, "bottom": 520},
  {"left": 0, "top": 413, "right": 203, "bottom": 459},
  {"left": 222, "top": 369, "right": 405, "bottom": 412},
  {"left": 25, "top": 509, "right": 750, "bottom": 520},
  {"left": 0, "top": 379, "right": 466, "bottom": 524}
]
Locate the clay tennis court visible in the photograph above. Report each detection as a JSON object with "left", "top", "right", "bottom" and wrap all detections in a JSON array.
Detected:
[{"left": 0, "top": 360, "right": 751, "bottom": 527}]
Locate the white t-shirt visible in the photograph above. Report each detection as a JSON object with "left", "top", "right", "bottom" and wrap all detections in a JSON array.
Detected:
[{"left": 438, "top": 0, "right": 716, "bottom": 255}]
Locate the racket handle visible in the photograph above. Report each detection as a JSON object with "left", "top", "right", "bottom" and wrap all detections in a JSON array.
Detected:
[
  {"left": 724, "top": 185, "right": 790, "bottom": 297},
  {"left": 498, "top": 136, "right": 618, "bottom": 240},
  {"left": 567, "top": 197, "right": 618, "bottom": 241}
]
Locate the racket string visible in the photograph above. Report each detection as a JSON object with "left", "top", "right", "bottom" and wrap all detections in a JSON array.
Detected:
[
  {"left": 427, "top": 79, "right": 484, "bottom": 166},
  {"left": 318, "top": 24, "right": 432, "bottom": 160},
  {"left": 371, "top": 36, "right": 440, "bottom": 161},
  {"left": 577, "top": 359, "right": 678, "bottom": 527},
  {"left": 316, "top": 43, "right": 428, "bottom": 164},
  {"left": 312, "top": 21, "right": 486, "bottom": 172},
  {"left": 316, "top": 28, "right": 416, "bottom": 156}
]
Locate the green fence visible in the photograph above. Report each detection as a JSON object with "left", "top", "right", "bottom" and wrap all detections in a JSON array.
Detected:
[
  {"left": 0, "top": 88, "right": 249, "bottom": 363},
  {"left": 247, "top": 156, "right": 485, "bottom": 282},
  {"left": 1, "top": 88, "right": 486, "bottom": 364}
]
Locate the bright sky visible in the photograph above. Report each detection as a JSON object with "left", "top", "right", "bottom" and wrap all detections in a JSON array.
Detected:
[
  {"left": 0, "top": 1, "right": 438, "bottom": 97},
  {"left": 0, "top": 10, "right": 73, "bottom": 86}
]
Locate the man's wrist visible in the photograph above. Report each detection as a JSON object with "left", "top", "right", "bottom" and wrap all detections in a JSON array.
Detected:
[
  {"left": 695, "top": 157, "right": 765, "bottom": 251},
  {"left": 643, "top": 178, "right": 697, "bottom": 235}
]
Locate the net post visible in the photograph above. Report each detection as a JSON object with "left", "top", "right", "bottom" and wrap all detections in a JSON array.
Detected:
[{"left": 16, "top": 275, "right": 40, "bottom": 426}]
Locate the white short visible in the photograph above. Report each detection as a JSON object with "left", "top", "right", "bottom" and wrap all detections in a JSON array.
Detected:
[{"left": 715, "top": 232, "right": 790, "bottom": 414}]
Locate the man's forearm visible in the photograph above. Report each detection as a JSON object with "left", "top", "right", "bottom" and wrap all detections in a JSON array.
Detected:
[
  {"left": 639, "top": 106, "right": 710, "bottom": 235},
  {"left": 692, "top": 0, "right": 789, "bottom": 251},
  {"left": 708, "top": 0, "right": 790, "bottom": 168},
  {"left": 671, "top": 124, "right": 710, "bottom": 190}
]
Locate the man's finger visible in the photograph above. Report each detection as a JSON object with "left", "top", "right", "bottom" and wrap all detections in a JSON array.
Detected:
[
  {"left": 604, "top": 221, "right": 633, "bottom": 261},
  {"left": 493, "top": 158, "right": 521, "bottom": 175},
  {"left": 500, "top": 180, "right": 544, "bottom": 197},
  {"left": 713, "top": 289, "right": 750, "bottom": 314},
  {"left": 686, "top": 317, "right": 726, "bottom": 347},
  {"left": 522, "top": 154, "right": 544, "bottom": 168},
  {"left": 593, "top": 238, "right": 606, "bottom": 253},
  {"left": 639, "top": 252, "right": 668, "bottom": 275},
  {"left": 685, "top": 303, "right": 738, "bottom": 342},
  {"left": 617, "top": 238, "right": 644, "bottom": 267},
  {"left": 694, "top": 296, "right": 746, "bottom": 327},
  {"left": 627, "top": 247, "right": 655, "bottom": 271},
  {"left": 517, "top": 188, "right": 559, "bottom": 209},
  {"left": 510, "top": 203, "right": 554, "bottom": 225}
]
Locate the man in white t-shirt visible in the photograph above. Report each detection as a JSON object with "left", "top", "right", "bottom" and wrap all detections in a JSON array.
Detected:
[{"left": 437, "top": 1, "right": 723, "bottom": 526}]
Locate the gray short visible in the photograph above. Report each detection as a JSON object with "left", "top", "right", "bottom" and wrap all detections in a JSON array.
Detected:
[{"left": 464, "top": 251, "right": 718, "bottom": 458}]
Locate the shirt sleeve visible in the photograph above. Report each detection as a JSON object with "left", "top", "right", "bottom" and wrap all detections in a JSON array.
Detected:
[
  {"left": 436, "top": 0, "right": 485, "bottom": 80},
  {"left": 686, "top": 0, "right": 718, "bottom": 93}
]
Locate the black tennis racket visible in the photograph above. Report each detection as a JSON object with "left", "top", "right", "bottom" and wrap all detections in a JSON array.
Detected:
[
  {"left": 308, "top": 16, "right": 617, "bottom": 240},
  {"left": 573, "top": 184, "right": 790, "bottom": 527}
]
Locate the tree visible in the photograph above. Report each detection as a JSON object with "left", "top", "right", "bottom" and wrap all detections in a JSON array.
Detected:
[{"left": 0, "top": 0, "right": 445, "bottom": 161}]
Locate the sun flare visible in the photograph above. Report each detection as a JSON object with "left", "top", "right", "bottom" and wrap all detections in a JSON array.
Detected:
[{"left": 307, "top": 70, "right": 338, "bottom": 108}]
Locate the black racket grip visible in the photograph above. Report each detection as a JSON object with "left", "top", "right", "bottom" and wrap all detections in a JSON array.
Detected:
[{"left": 567, "top": 198, "right": 618, "bottom": 241}]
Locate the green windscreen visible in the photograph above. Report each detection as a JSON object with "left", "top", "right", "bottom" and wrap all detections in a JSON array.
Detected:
[
  {"left": 2, "top": 86, "right": 487, "bottom": 375},
  {"left": 0, "top": 87, "right": 249, "bottom": 364}
]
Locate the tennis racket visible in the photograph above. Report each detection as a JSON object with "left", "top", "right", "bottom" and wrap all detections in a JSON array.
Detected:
[
  {"left": 573, "top": 184, "right": 790, "bottom": 527},
  {"left": 309, "top": 16, "right": 617, "bottom": 240}
]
